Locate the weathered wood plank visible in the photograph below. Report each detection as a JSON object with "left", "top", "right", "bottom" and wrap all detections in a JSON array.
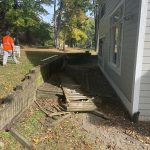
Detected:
[
  {"left": 61, "top": 84, "right": 81, "bottom": 88},
  {"left": 67, "top": 95, "right": 89, "bottom": 99},
  {"left": 50, "top": 114, "right": 71, "bottom": 127},
  {"left": 65, "top": 102, "right": 97, "bottom": 112},
  {"left": 60, "top": 73, "right": 98, "bottom": 112},
  {"left": 35, "top": 100, "right": 54, "bottom": 117},
  {"left": 61, "top": 88, "right": 70, "bottom": 103},
  {"left": 52, "top": 105, "right": 61, "bottom": 111},
  {"left": 65, "top": 90, "right": 84, "bottom": 95},
  {"left": 68, "top": 98, "right": 90, "bottom": 101},
  {"left": 68, "top": 102, "right": 97, "bottom": 106},
  {"left": 62, "top": 87, "right": 82, "bottom": 94},
  {"left": 66, "top": 107, "right": 97, "bottom": 112},
  {"left": 91, "top": 110, "right": 110, "bottom": 120},
  {"left": 49, "top": 111, "right": 70, "bottom": 117},
  {"left": 37, "top": 89, "right": 62, "bottom": 94},
  {"left": 9, "top": 128, "right": 35, "bottom": 150}
]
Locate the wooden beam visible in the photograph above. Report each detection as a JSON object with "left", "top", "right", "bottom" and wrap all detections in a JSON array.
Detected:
[
  {"left": 34, "top": 100, "right": 54, "bottom": 117},
  {"left": 52, "top": 105, "right": 61, "bottom": 111},
  {"left": 9, "top": 128, "right": 35, "bottom": 150},
  {"left": 61, "top": 87, "right": 70, "bottom": 103},
  {"left": 65, "top": 102, "right": 97, "bottom": 112},
  {"left": 67, "top": 96, "right": 89, "bottom": 99},
  {"left": 62, "top": 84, "right": 81, "bottom": 88},
  {"left": 41, "top": 55, "right": 58, "bottom": 62},
  {"left": 91, "top": 110, "right": 110, "bottom": 120},
  {"left": 50, "top": 114, "right": 71, "bottom": 127},
  {"left": 67, "top": 107, "right": 97, "bottom": 112},
  {"left": 49, "top": 111, "right": 70, "bottom": 117},
  {"left": 57, "top": 105, "right": 65, "bottom": 111}
]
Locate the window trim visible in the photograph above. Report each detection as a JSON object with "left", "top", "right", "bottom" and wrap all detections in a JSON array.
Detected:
[{"left": 109, "top": 2, "right": 125, "bottom": 75}]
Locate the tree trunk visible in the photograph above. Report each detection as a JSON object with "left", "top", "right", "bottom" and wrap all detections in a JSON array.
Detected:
[
  {"left": 93, "top": 0, "right": 98, "bottom": 50},
  {"left": 63, "top": 31, "right": 66, "bottom": 51},
  {"left": 54, "top": 0, "right": 63, "bottom": 49},
  {"left": 56, "top": 0, "right": 63, "bottom": 49},
  {"left": 54, "top": 0, "right": 58, "bottom": 48}
]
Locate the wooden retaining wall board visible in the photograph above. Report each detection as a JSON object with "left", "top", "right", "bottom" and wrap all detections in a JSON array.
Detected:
[
  {"left": 36, "top": 76, "right": 63, "bottom": 99},
  {"left": 0, "top": 55, "right": 65, "bottom": 130}
]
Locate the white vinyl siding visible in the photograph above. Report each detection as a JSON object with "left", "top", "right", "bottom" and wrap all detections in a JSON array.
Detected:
[
  {"left": 139, "top": 0, "right": 150, "bottom": 121},
  {"left": 97, "top": 0, "right": 141, "bottom": 115}
]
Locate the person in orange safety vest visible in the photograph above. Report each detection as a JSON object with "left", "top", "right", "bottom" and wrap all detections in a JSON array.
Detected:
[{"left": 2, "top": 31, "right": 20, "bottom": 66}]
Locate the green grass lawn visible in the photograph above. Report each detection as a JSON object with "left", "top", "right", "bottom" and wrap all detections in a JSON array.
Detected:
[{"left": 0, "top": 50, "right": 60, "bottom": 100}]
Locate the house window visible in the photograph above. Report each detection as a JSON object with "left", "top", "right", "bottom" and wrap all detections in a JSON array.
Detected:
[
  {"left": 99, "top": 39, "right": 103, "bottom": 57},
  {"left": 98, "top": 38, "right": 104, "bottom": 66},
  {"left": 100, "top": 3, "right": 106, "bottom": 18},
  {"left": 110, "top": 6, "right": 124, "bottom": 69}
]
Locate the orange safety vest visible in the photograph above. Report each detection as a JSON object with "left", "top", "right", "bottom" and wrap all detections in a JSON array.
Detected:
[{"left": 2, "top": 35, "right": 14, "bottom": 51}]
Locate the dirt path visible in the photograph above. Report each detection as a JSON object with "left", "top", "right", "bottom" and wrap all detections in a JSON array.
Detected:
[{"left": 80, "top": 113, "right": 150, "bottom": 150}]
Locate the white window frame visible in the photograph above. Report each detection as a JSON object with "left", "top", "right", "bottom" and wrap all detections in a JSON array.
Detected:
[{"left": 109, "top": 2, "right": 125, "bottom": 75}]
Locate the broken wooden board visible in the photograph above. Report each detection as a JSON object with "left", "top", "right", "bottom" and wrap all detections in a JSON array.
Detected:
[
  {"left": 60, "top": 73, "right": 98, "bottom": 112},
  {"left": 9, "top": 128, "right": 35, "bottom": 150},
  {"left": 49, "top": 111, "right": 70, "bottom": 117},
  {"left": 61, "top": 84, "right": 81, "bottom": 88},
  {"left": 37, "top": 80, "right": 63, "bottom": 99},
  {"left": 36, "top": 90, "right": 62, "bottom": 99},
  {"left": 50, "top": 113, "right": 71, "bottom": 127},
  {"left": 61, "top": 86, "right": 94, "bottom": 102},
  {"left": 91, "top": 110, "right": 110, "bottom": 120},
  {"left": 35, "top": 100, "right": 54, "bottom": 117},
  {"left": 62, "top": 101, "right": 97, "bottom": 112}
]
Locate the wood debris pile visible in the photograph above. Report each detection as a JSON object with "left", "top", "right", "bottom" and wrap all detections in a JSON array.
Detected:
[
  {"left": 59, "top": 73, "right": 110, "bottom": 120},
  {"left": 34, "top": 98, "right": 72, "bottom": 128},
  {"left": 60, "top": 73, "right": 98, "bottom": 112}
]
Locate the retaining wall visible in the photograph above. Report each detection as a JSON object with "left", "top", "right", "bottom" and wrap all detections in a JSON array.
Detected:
[{"left": 0, "top": 55, "right": 65, "bottom": 130}]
